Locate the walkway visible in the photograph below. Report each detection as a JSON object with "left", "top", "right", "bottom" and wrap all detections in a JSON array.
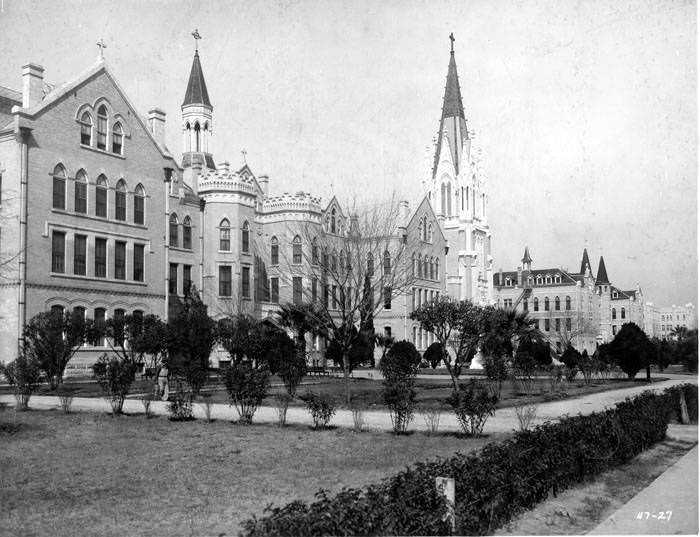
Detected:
[{"left": 1, "top": 375, "right": 695, "bottom": 434}]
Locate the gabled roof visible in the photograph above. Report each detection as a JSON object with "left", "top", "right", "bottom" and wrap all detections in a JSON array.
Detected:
[
  {"left": 408, "top": 195, "right": 448, "bottom": 244},
  {"left": 0, "top": 86, "right": 21, "bottom": 104},
  {"left": 182, "top": 51, "right": 211, "bottom": 108},
  {"left": 596, "top": 256, "right": 610, "bottom": 285}
]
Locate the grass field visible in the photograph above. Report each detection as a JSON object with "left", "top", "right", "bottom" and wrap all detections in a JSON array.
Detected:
[{"left": 0, "top": 409, "right": 507, "bottom": 537}]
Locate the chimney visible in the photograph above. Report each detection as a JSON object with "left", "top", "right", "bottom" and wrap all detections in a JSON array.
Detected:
[
  {"left": 22, "top": 63, "right": 45, "bottom": 108},
  {"left": 217, "top": 161, "right": 230, "bottom": 173},
  {"left": 148, "top": 108, "right": 166, "bottom": 145},
  {"left": 498, "top": 268, "right": 503, "bottom": 286},
  {"left": 258, "top": 175, "right": 269, "bottom": 196},
  {"left": 399, "top": 200, "right": 410, "bottom": 223}
]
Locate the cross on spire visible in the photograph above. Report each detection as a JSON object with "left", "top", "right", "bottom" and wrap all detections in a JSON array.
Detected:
[
  {"left": 192, "top": 29, "right": 202, "bottom": 51},
  {"left": 96, "top": 38, "right": 107, "bottom": 60},
  {"left": 449, "top": 32, "right": 455, "bottom": 53},
  {"left": 241, "top": 148, "right": 247, "bottom": 163}
]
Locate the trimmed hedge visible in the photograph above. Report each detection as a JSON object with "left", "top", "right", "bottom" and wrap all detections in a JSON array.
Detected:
[{"left": 241, "top": 386, "right": 688, "bottom": 537}]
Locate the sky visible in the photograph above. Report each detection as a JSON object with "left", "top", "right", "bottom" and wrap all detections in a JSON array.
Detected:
[{"left": 0, "top": 0, "right": 696, "bottom": 307}]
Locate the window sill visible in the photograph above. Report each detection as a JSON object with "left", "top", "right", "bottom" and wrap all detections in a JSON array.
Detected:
[
  {"left": 80, "top": 143, "right": 126, "bottom": 160},
  {"left": 49, "top": 272, "right": 148, "bottom": 286},
  {"left": 50, "top": 210, "right": 149, "bottom": 230},
  {"left": 169, "top": 246, "right": 194, "bottom": 253}
]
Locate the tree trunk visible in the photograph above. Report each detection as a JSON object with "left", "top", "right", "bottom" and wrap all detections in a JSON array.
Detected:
[
  {"left": 646, "top": 364, "right": 651, "bottom": 383},
  {"left": 343, "top": 350, "right": 351, "bottom": 406}
]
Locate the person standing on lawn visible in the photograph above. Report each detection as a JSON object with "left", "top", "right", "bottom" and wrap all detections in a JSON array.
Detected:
[{"left": 157, "top": 364, "right": 169, "bottom": 401}]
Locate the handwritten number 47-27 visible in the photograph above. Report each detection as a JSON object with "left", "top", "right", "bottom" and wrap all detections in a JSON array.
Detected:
[{"left": 636, "top": 511, "right": 672, "bottom": 520}]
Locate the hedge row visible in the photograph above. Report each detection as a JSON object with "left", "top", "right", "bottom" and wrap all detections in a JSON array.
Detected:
[{"left": 241, "top": 384, "right": 696, "bottom": 537}]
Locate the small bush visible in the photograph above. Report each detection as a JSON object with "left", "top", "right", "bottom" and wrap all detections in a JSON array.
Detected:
[
  {"left": 275, "top": 393, "right": 292, "bottom": 427},
  {"left": 423, "top": 408, "right": 441, "bottom": 435},
  {"left": 514, "top": 399, "right": 538, "bottom": 431},
  {"left": 1, "top": 354, "right": 42, "bottom": 410},
  {"left": 169, "top": 378, "right": 194, "bottom": 421},
  {"left": 198, "top": 393, "right": 215, "bottom": 422},
  {"left": 92, "top": 353, "right": 138, "bottom": 415},
  {"left": 351, "top": 407, "right": 365, "bottom": 432},
  {"left": 140, "top": 392, "right": 155, "bottom": 418},
  {"left": 302, "top": 392, "right": 336, "bottom": 429},
  {"left": 447, "top": 380, "right": 498, "bottom": 437},
  {"left": 221, "top": 362, "right": 270, "bottom": 424},
  {"left": 57, "top": 387, "right": 74, "bottom": 413}
]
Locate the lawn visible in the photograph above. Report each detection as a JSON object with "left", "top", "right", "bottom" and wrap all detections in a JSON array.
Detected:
[{"left": 0, "top": 409, "right": 507, "bottom": 537}]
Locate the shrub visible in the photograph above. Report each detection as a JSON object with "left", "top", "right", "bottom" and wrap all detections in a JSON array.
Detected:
[
  {"left": 560, "top": 345, "right": 581, "bottom": 382},
  {"left": 379, "top": 341, "right": 420, "bottom": 434},
  {"left": 351, "top": 404, "right": 365, "bottom": 432},
  {"left": 275, "top": 393, "right": 292, "bottom": 427},
  {"left": 423, "top": 408, "right": 441, "bottom": 435},
  {"left": 446, "top": 380, "right": 498, "bottom": 437},
  {"left": 92, "top": 353, "right": 139, "bottom": 415},
  {"left": 514, "top": 399, "right": 538, "bottom": 431},
  {"left": 168, "top": 378, "right": 194, "bottom": 420},
  {"left": 221, "top": 361, "right": 270, "bottom": 424},
  {"left": 198, "top": 393, "right": 214, "bottom": 422},
  {"left": 240, "top": 388, "right": 676, "bottom": 537},
  {"left": 579, "top": 349, "right": 594, "bottom": 385},
  {"left": 423, "top": 342, "right": 443, "bottom": 369},
  {"left": 140, "top": 391, "right": 155, "bottom": 418},
  {"left": 1, "top": 354, "right": 42, "bottom": 410},
  {"left": 609, "top": 323, "right": 654, "bottom": 379},
  {"left": 302, "top": 392, "right": 336, "bottom": 429},
  {"left": 57, "top": 387, "right": 74, "bottom": 413}
]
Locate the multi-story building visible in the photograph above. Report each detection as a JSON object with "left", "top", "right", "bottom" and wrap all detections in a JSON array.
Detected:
[{"left": 647, "top": 303, "right": 696, "bottom": 339}]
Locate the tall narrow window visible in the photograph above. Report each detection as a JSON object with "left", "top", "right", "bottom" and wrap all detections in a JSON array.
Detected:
[
  {"left": 80, "top": 112, "right": 92, "bottom": 145},
  {"left": 95, "top": 238, "right": 107, "bottom": 277},
  {"left": 411, "top": 253, "right": 416, "bottom": 277},
  {"left": 566, "top": 318, "right": 572, "bottom": 331},
  {"left": 544, "top": 318, "right": 550, "bottom": 332},
  {"left": 97, "top": 105, "right": 108, "bottom": 150},
  {"left": 96, "top": 175, "right": 108, "bottom": 217},
  {"left": 436, "top": 259, "right": 439, "bottom": 281},
  {"left": 115, "top": 180, "right": 127, "bottom": 221},
  {"left": 133, "top": 184, "right": 145, "bottom": 225},
  {"left": 383, "top": 250, "right": 391, "bottom": 275},
  {"left": 183, "top": 265, "right": 192, "bottom": 295},
  {"left": 534, "top": 297, "right": 539, "bottom": 312},
  {"left": 621, "top": 307, "right": 626, "bottom": 319},
  {"left": 311, "top": 238, "right": 318, "bottom": 265},
  {"left": 367, "top": 253, "right": 374, "bottom": 277},
  {"left": 555, "top": 318, "right": 561, "bottom": 332},
  {"left": 270, "top": 277, "right": 280, "bottom": 303},
  {"left": 241, "top": 221, "right": 250, "bottom": 253},
  {"left": 112, "top": 122, "right": 123, "bottom": 155},
  {"left": 241, "top": 266, "right": 250, "bottom": 298},
  {"left": 331, "top": 250, "right": 337, "bottom": 272},
  {"left": 74, "top": 234, "right": 86, "bottom": 275},
  {"left": 544, "top": 297, "right": 550, "bottom": 311},
  {"left": 293, "top": 277, "right": 303, "bottom": 305},
  {"left": 612, "top": 308, "right": 617, "bottom": 320},
  {"left": 565, "top": 296, "right": 571, "bottom": 311},
  {"left": 331, "top": 208, "right": 337, "bottom": 234},
  {"left": 219, "top": 265, "right": 232, "bottom": 297},
  {"left": 311, "top": 278, "right": 318, "bottom": 303},
  {"left": 51, "top": 231, "right": 65, "bottom": 273},
  {"left": 52, "top": 164, "right": 66, "bottom": 210},
  {"left": 292, "top": 235, "right": 302, "bottom": 264},
  {"left": 219, "top": 219, "right": 230, "bottom": 251},
  {"left": 114, "top": 241, "right": 126, "bottom": 280},
  {"left": 94, "top": 308, "right": 106, "bottom": 346},
  {"left": 423, "top": 255, "right": 428, "bottom": 278},
  {"left": 169, "top": 214, "right": 178, "bottom": 248},
  {"left": 169, "top": 263, "right": 178, "bottom": 295},
  {"left": 74, "top": 170, "right": 87, "bottom": 213},
  {"left": 383, "top": 286, "right": 392, "bottom": 310},
  {"left": 182, "top": 216, "right": 192, "bottom": 249},
  {"left": 270, "top": 236, "right": 279, "bottom": 265},
  {"left": 133, "top": 244, "right": 144, "bottom": 282},
  {"left": 554, "top": 296, "right": 560, "bottom": 311},
  {"left": 194, "top": 122, "right": 201, "bottom": 152}
]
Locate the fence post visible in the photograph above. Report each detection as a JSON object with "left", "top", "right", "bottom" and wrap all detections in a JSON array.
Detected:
[{"left": 436, "top": 476, "right": 455, "bottom": 534}]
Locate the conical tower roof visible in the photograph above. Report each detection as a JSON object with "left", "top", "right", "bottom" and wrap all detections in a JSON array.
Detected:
[
  {"left": 182, "top": 50, "right": 211, "bottom": 108},
  {"left": 580, "top": 248, "right": 592, "bottom": 274},
  {"left": 431, "top": 37, "right": 468, "bottom": 180},
  {"left": 521, "top": 246, "right": 533, "bottom": 266},
  {"left": 596, "top": 256, "right": 610, "bottom": 285}
]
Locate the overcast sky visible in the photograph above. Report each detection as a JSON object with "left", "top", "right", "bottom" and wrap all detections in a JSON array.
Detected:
[{"left": 0, "top": 0, "right": 696, "bottom": 307}]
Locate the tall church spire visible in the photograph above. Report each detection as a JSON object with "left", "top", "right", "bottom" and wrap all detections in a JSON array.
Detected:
[
  {"left": 580, "top": 248, "right": 592, "bottom": 275},
  {"left": 596, "top": 256, "right": 610, "bottom": 285},
  {"left": 432, "top": 34, "right": 469, "bottom": 180},
  {"left": 182, "top": 50, "right": 211, "bottom": 108}
]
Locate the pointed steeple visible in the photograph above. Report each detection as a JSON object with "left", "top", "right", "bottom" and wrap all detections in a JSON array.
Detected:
[
  {"left": 183, "top": 50, "right": 211, "bottom": 108},
  {"left": 521, "top": 246, "right": 532, "bottom": 270},
  {"left": 596, "top": 256, "right": 610, "bottom": 285},
  {"left": 580, "top": 248, "right": 592, "bottom": 275},
  {"left": 432, "top": 34, "right": 469, "bottom": 180}
]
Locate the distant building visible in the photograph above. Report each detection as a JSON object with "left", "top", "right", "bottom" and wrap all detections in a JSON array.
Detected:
[{"left": 646, "top": 303, "right": 696, "bottom": 339}]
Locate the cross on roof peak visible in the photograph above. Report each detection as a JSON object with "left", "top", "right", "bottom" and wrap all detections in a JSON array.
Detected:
[
  {"left": 96, "top": 38, "right": 107, "bottom": 60},
  {"left": 192, "top": 29, "right": 202, "bottom": 51},
  {"left": 449, "top": 32, "right": 455, "bottom": 53}
]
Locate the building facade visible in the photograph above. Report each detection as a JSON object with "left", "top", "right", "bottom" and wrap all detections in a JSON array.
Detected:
[{"left": 646, "top": 303, "right": 696, "bottom": 339}]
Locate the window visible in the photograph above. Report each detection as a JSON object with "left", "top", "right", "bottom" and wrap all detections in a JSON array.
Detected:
[
  {"left": 612, "top": 308, "right": 617, "bottom": 320},
  {"left": 74, "top": 234, "right": 87, "bottom": 275},
  {"left": 331, "top": 250, "right": 337, "bottom": 272},
  {"left": 331, "top": 208, "right": 337, "bottom": 234},
  {"left": 383, "top": 286, "right": 392, "bottom": 309},
  {"left": 544, "top": 297, "right": 550, "bottom": 311},
  {"left": 544, "top": 318, "right": 550, "bottom": 332},
  {"left": 621, "top": 307, "right": 626, "bottom": 319},
  {"left": 74, "top": 170, "right": 87, "bottom": 214},
  {"left": 534, "top": 297, "right": 539, "bottom": 311},
  {"left": 114, "top": 241, "right": 126, "bottom": 280},
  {"left": 112, "top": 122, "right": 123, "bottom": 155},
  {"left": 241, "top": 221, "right": 250, "bottom": 253},
  {"left": 133, "top": 244, "right": 144, "bottom": 281},
  {"left": 339, "top": 250, "right": 346, "bottom": 272},
  {"left": 311, "top": 238, "right": 319, "bottom": 265},
  {"left": 241, "top": 266, "right": 250, "bottom": 298},
  {"left": 219, "top": 219, "right": 230, "bottom": 251},
  {"left": 417, "top": 255, "right": 422, "bottom": 278},
  {"left": 134, "top": 184, "right": 145, "bottom": 225},
  {"left": 612, "top": 325, "right": 617, "bottom": 335},
  {"left": 182, "top": 217, "right": 192, "bottom": 249},
  {"left": 93, "top": 308, "right": 106, "bottom": 345},
  {"left": 97, "top": 105, "right": 108, "bottom": 150},
  {"left": 169, "top": 263, "right": 178, "bottom": 295},
  {"left": 523, "top": 299, "right": 528, "bottom": 312},
  {"left": 566, "top": 318, "right": 571, "bottom": 331},
  {"left": 555, "top": 318, "right": 560, "bottom": 331},
  {"left": 383, "top": 250, "right": 391, "bottom": 275},
  {"left": 293, "top": 277, "right": 303, "bottom": 305},
  {"left": 323, "top": 284, "right": 330, "bottom": 308},
  {"left": 384, "top": 326, "right": 392, "bottom": 338},
  {"left": 423, "top": 256, "right": 428, "bottom": 279},
  {"left": 80, "top": 112, "right": 92, "bottom": 145},
  {"left": 115, "top": 180, "right": 127, "bottom": 221},
  {"left": 292, "top": 236, "right": 302, "bottom": 264},
  {"left": 270, "top": 277, "right": 279, "bottom": 303},
  {"left": 52, "top": 164, "right": 66, "bottom": 210},
  {"left": 429, "top": 257, "right": 434, "bottom": 280},
  {"left": 183, "top": 265, "right": 192, "bottom": 295},
  {"left": 51, "top": 231, "right": 65, "bottom": 273},
  {"left": 311, "top": 278, "right": 318, "bottom": 303},
  {"left": 565, "top": 296, "right": 571, "bottom": 311},
  {"left": 367, "top": 253, "right": 374, "bottom": 277},
  {"left": 270, "top": 237, "right": 279, "bottom": 265},
  {"left": 169, "top": 214, "right": 178, "bottom": 248},
  {"left": 411, "top": 253, "right": 416, "bottom": 277},
  {"left": 219, "top": 266, "right": 232, "bottom": 297},
  {"left": 72, "top": 306, "right": 86, "bottom": 323},
  {"left": 554, "top": 296, "right": 560, "bottom": 311},
  {"left": 436, "top": 259, "right": 439, "bottom": 281},
  {"left": 534, "top": 319, "right": 540, "bottom": 329},
  {"left": 95, "top": 238, "right": 107, "bottom": 277},
  {"left": 96, "top": 175, "right": 108, "bottom": 217},
  {"left": 332, "top": 285, "right": 338, "bottom": 309}
]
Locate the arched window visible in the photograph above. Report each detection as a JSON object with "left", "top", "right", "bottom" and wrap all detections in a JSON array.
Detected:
[
  {"left": 133, "top": 184, "right": 145, "bottom": 225},
  {"left": 182, "top": 216, "right": 192, "bottom": 249},
  {"left": 219, "top": 219, "right": 230, "bottom": 251},
  {"left": 534, "top": 297, "right": 539, "bottom": 311},
  {"left": 435, "top": 259, "right": 440, "bottom": 281},
  {"left": 621, "top": 307, "right": 626, "bottom": 319},
  {"left": 411, "top": 253, "right": 416, "bottom": 277},
  {"left": 367, "top": 252, "right": 374, "bottom": 277},
  {"left": 565, "top": 296, "right": 571, "bottom": 310},
  {"left": 446, "top": 183, "right": 452, "bottom": 216},
  {"left": 52, "top": 164, "right": 66, "bottom": 210},
  {"left": 544, "top": 297, "right": 550, "bottom": 311},
  {"left": 383, "top": 250, "right": 391, "bottom": 275},
  {"left": 74, "top": 169, "right": 87, "bottom": 214},
  {"left": 545, "top": 275, "right": 552, "bottom": 284},
  {"left": 331, "top": 208, "right": 337, "bottom": 234},
  {"left": 270, "top": 236, "right": 279, "bottom": 265},
  {"left": 428, "top": 222, "right": 433, "bottom": 243},
  {"left": 96, "top": 175, "right": 108, "bottom": 217},
  {"left": 612, "top": 307, "right": 617, "bottom": 320},
  {"left": 241, "top": 221, "right": 250, "bottom": 253},
  {"left": 429, "top": 257, "right": 434, "bottom": 280},
  {"left": 311, "top": 238, "right": 319, "bottom": 265},
  {"left": 194, "top": 122, "right": 201, "bottom": 152},
  {"left": 554, "top": 296, "right": 560, "bottom": 311},
  {"left": 331, "top": 249, "right": 337, "bottom": 272},
  {"left": 418, "top": 220, "right": 423, "bottom": 241},
  {"left": 112, "top": 122, "right": 124, "bottom": 155},
  {"left": 536, "top": 276, "right": 543, "bottom": 285},
  {"left": 441, "top": 183, "right": 446, "bottom": 215},
  {"left": 96, "top": 105, "right": 108, "bottom": 150},
  {"left": 417, "top": 254, "right": 422, "bottom": 278},
  {"left": 339, "top": 250, "right": 346, "bottom": 272},
  {"left": 115, "top": 179, "right": 127, "bottom": 221},
  {"left": 292, "top": 235, "right": 302, "bottom": 264},
  {"left": 423, "top": 255, "right": 428, "bottom": 278},
  {"left": 185, "top": 122, "right": 191, "bottom": 152},
  {"left": 80, "top": 112, "right": 93, "bottom": 145},
  {"left": 169, "top": 213, "right": 179, "bottom": 248}
]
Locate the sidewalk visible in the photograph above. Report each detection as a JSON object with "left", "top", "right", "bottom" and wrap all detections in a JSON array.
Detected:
[
  {"left": 589, "top": 440, "right": 698, "bottom": 535},
  {"left": 1, "top": 376, "right": 694, "bottom": 434}
]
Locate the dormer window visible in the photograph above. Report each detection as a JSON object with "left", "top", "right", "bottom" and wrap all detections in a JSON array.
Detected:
[
  {"left": 505, "top": 277, "right": 511, "bottom": 286},
  {"left": 545, "top": 275, "right": 552, "bottom": 284},
  {"left": 554, "top": 275, "right": 561, "bottom": 284},
  {"left": 96, "top": 105, "right": 108, "bottom": 150},
  {"left": 112, "top": 122, "right": 124, "bottom": 155},
  {"left": 80, "top": 112, "right": 93, "bottom": 146},
  {"left": 536, "top": 276, "right": 543, "bottom": 285}
]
